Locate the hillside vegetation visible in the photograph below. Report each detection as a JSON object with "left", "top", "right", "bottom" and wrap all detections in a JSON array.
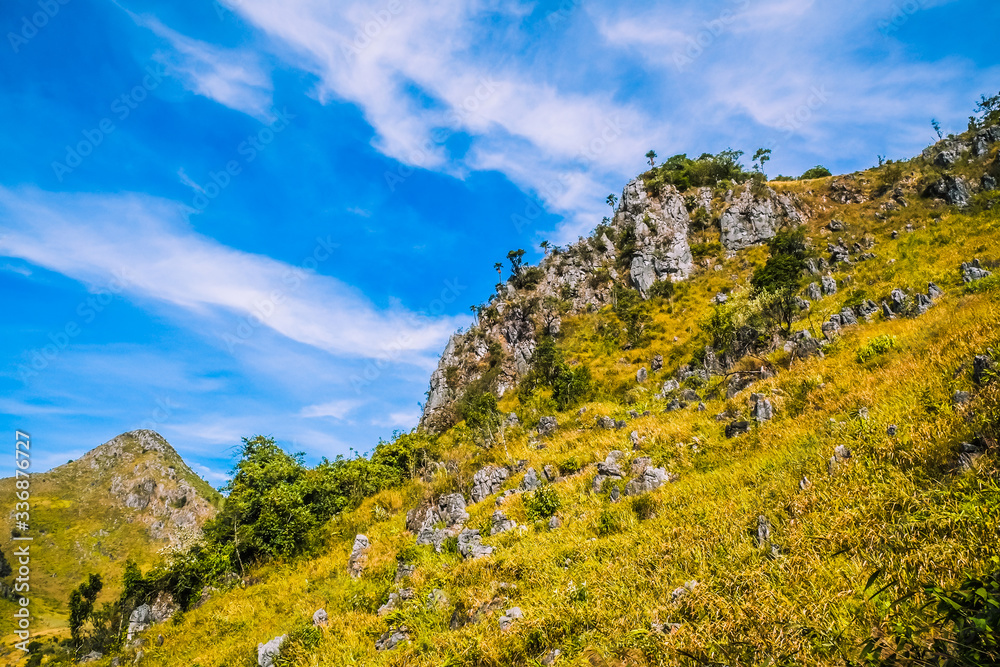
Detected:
[
  {"left": 0, "top": 431, "right": 221, "bottom": 664},
  {"left": 10, "top": 97, "right": 1000, "bottom": 667}
]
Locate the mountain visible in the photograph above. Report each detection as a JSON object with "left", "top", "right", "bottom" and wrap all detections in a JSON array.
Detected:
[
  {"left": 0, "top": 431, "right": 221, "bottom": 658},
  {"left": 12, "top": 114, "right": 1000, "bottom": 666}
]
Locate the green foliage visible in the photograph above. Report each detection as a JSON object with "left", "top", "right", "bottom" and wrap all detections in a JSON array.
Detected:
[
  {"left": 612, "top": 285, "right": 651, "bottom": 348},
  {"left": 460, "top": 391, "right": 502, "bottom": 446},
  {"left": 558, "top": 457, "right": 582, "bottom": 476},
  {"left": 799, "top": 165, "right": 832, "bottom": 180},
  {"left": 861, "top": 561, "right": 1000, "bottom": 666},
  {"left": 642, "top": 150, "right": 752, "bottom": 195},
  {"left": 68, "top": 573, "right": 103, "bottom": 647},
  {"left": 277, "top": 623, "right": 323, "bottom": 666},
  {"left": 596, "top": 508, "right": 621, "bottom": 536},
  {"left": 876, "top": 160, "right": 906, "bottom": 194},
  {"left": 524, "top": 486, "right": 562, "bottom": 521},
  {"left": 702, "top": 287, "right": 794, "bottom": 360},
  {"left": 519, "top": 337, "right": 594, "bottom": 411},
  {"left": 966, "top": 274, "right": 1000, "bottom": 294},
  {"left": 857, "top": 335, "right": 900, "bottom": 364},
  {"left": 691, "top": 242, "right": 723, "bottom": 260},
  {"left": 648, "top": 278, "right": 676, "bottom": 300},
  {"left": 751, "top": 227, "right": 808, "bottom": 293}
]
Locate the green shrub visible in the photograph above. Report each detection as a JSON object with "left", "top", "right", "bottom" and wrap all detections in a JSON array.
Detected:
[
  {"left": 690, "top": 242, "right": 723, "bottom": 260},
  {"left": 558, "top": 458, "right": 582, "bottom": 476},
  {"left": 524, "top": 486, "right": 561, "bottom": 521},
  {"left": 631, "top": 494, "right": 659, "bottom": 521},
  {"left": 276, "top": 624, "right": 323, "bottom": 666},
  {"left": 799, "top": 165, "right": 832, "bottom": 180},
  {"left": 596, "top": 508, "right": 621, "bottom": 536},
  {"left": 856, "top": 335, "right": 899, "bottom": 364},
  {"left": 861, "top": 560, "right": 1000, "bottom": 666},
  {"left": 966, "top": 274, "right": 1000, "bottom": 293}
]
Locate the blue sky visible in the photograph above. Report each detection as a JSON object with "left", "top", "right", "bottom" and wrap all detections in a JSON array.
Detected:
[{"left": 1, "top": 0, "right": 997, "bottom": 484}]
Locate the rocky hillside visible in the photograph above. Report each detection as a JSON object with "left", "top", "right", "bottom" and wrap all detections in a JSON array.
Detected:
[
  {"left": 0, "top": 431, "right": 221, "bottom": 655},
  {"left": 101, "top": 114, "right": 1000, "bottom": 667},
  {"left": 420, "top": 121, "right": 1000, "bottom": 432}
]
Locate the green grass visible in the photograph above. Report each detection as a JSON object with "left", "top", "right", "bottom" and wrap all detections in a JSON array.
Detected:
[{"left": 120, "top": 188, "right": 1000, "bottom": 667}]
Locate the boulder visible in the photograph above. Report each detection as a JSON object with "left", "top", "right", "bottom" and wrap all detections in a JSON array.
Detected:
[
  {"left": 257, "top": 635, "right": 286, "bottom": 667},
  {"left": 471, "top": 466, "right": 510, "bottom": 503},
  {"left": 630, "top": 254, "right": 658, "bottom": 295},
  {"left": 973, "top": 355, "right": 995, "bottom": 385},
  {"left": 537, "top": 416, "right": 558, "bottom": 436},
  {"left": 520, "top": 467, "right": 541, "bottom": 492},
  {"left": 542, "top": 464, "right": 557, "bottom": 482},
  {"left": 719, "top": 187, "right": 802, "bottom": 250},
  {"left": 662, "top": 379, "right": 680, "bottom": 393},
  {"left": 934, "top": 149, "right": 957, "bottom": 168},
  {"left": 395, "top": 562, "right": 416, "bottom": 582},
  {"left": 887, "top": 424, "right": 898, "bottom": 436},
  {"left": 313, "top": 609, "right": 329, "bottom": 627},
  {"left": 548, "top": 515, "right": 562, "bottom": 530},
  {"left": 725, "top": 421, "right": 751, "bottom": 438},
  {"left": 806, "top": 282, "right": 822, "bottom": 301},
  {"left": 596, "top": 460, "right": 624, "bottom": 478},
  {"left": 853, "top": 300, "right": 877, "bottom": 320},
  {"left": 499, "top": 607, "right": 523, "bottom": 632},
  {"left": 636, "top": 367, "right": 648, "bottom": 383},
  {"left": 597, "top": 416, "right": 616, "bottom": 429},
  {"left": 457, "top": 529, "right": 493, "bottom": 560},
  {"left": 150, "top": 591, "right": 177, "bottom": 624},
  {"left": 127, "top": 604, "right": 152, "bottom": 641},
  {"left": 751, "top": 394, "right": 773, "bottom": 422},
  {"left": 961, "top": 259, "right": 992, "bottom": 283},
  {"left": 929, "top": 176, "right": 972, "bottom": 207},
  {"left": 375, "top": 627, "right": 410, "bottom": 651},
  {"left": 625, "top": 467, "right": 676, "bottom": 495},
  {"left": 821, "top": 276, "right": 838, "bottom": 296},
  {"left": 828, "top": 218, "right": 847, "bottom": 231},
  {"left": 652, "top": 354, "right": 663, "bottom": 371},
  {"left": 348, "top": 535, "right": 370, "bottom": 578},
  {"left": 839, "top": 307, "right": 858, "bottom": 327},
  {"left": 490, "top": 511, "right": 518, "bottom": 536},
  {"left": 928, "top": 283, "right": 944, "bottom": 300},
  {"left": 81, "top": 652, "right": 103, "bottom": 663},
  {"left": 953, "top": 390, "right": 971, "bottom": 406}
]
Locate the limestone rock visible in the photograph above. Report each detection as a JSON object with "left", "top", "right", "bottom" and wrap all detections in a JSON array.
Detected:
[
  {"left": 636, "top": 367, "right": 648, "bottom": 383},
  {"left": 821, "top": 275, "right": 838, "bottom": 296},
  {"left": 313, "top": 608, "right": 329, "bottom": 627},
  {"left": 127, "top": 604, "right": 151, "bottom": 641},
  {"left": 491, "top": 510, "right": 518, "bottom": 536},
  {"left": 521, "top": 467, "right": 541, "bottom": 492},
  {"left": 538, "top": 416, "right": 558, "bottom": 436},
  {"left": 348, "top": 535, "right": 370, "bottom": 578},
  {"left": 375, "top": 627, "right": 410, "bottom": 651},
  {"left": 257, "top": 635, "right": 286, "bottom": 667},
  {"left": 725, "top": 421, "right": 751, "bottom": 438},
  {"left": 499, "top": 607, "right": 523, "bottom": 632},
  {"left": 471, "top": 466, "right": 510, "bottom": 503},
  {"left": 961, "top": 259, "right": 992, "bottom": 283},
  {"left": 625, "top": 467, "right": 676, "bottom": 496},
  {"left": 751, "top": 394, "right": 773, "bottom": 422},
  {"left": 929, "top": 176, "right": 972, "bottom": 207},
  {"left": 458, "top": 529, "right": 493, "bottom": 560},
  {"left": 719, "top": 187, "right": 803, "bottom": 250}
]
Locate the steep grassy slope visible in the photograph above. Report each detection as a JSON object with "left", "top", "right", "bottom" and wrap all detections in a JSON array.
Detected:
[
  {"left": 0, "top": 431, "right": 221, "bottom": 661},
  {"left": 117, "top": 153, "right": 1000, "bottom": 666}
]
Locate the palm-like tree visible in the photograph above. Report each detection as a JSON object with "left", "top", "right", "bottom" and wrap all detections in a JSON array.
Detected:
[
  {"left": 540, "top": 240, "right": 550, "bottom": 256},
  {"left": 493, "top": 262, "right": 503, "bottom": 281},
  {"left": 646, "top": 150, "right": 657, "bottom": 167},
  {"left": 606, "top": 193, "right": 618, "bottom": 216}
]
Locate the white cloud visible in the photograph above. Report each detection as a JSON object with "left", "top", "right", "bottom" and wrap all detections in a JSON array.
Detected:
[
  {"left": 218, "top": 0, "right": 655, "bottom": 242},
  {"left": 130, "top": 12, "right": 275, "bottom": 121},
  {"left": 300, "top": 399, "right": 364, "bottom": 419},
  {"left": 0, "top": 186, "right": 463, "bottom": 361}
]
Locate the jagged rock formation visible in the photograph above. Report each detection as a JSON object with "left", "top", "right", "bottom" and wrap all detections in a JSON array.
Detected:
[{"left": 419, "top": 178, "right": 807, "bottom": 431}]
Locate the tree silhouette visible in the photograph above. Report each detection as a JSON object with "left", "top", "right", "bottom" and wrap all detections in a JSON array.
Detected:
[
  {"left": 752, "top": 148, "right": 772, "bottom": 175},
  {"left": 606, "top": 193, "right": 618, "bottom": 216},
  {"left": 646, "top": 150, "right": 657, "bottom": 167},
  {"left": 540, "top": 240, "right": 550, "bottom": 256},
  {"left": 506, "top": 249, "right": 526, "bottom": 278},
  {"left": 493, "top": 262, "right": 503, "bottom": 281}
]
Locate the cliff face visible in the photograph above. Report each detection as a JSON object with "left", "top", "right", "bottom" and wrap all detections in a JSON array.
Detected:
[{"left": 419, "top": 177, "right": 808, "bottom": 430}]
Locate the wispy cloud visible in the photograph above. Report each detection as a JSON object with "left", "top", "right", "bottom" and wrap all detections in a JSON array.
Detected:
[
  {"left": 130, "top": 12, "right": 275, "bottom": 121},
  {"left": 300, "top": 399, "right": 364, "bottom": 420},
  {"left": 0, "top": 187, "right": 463, "bottom": 361}
]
